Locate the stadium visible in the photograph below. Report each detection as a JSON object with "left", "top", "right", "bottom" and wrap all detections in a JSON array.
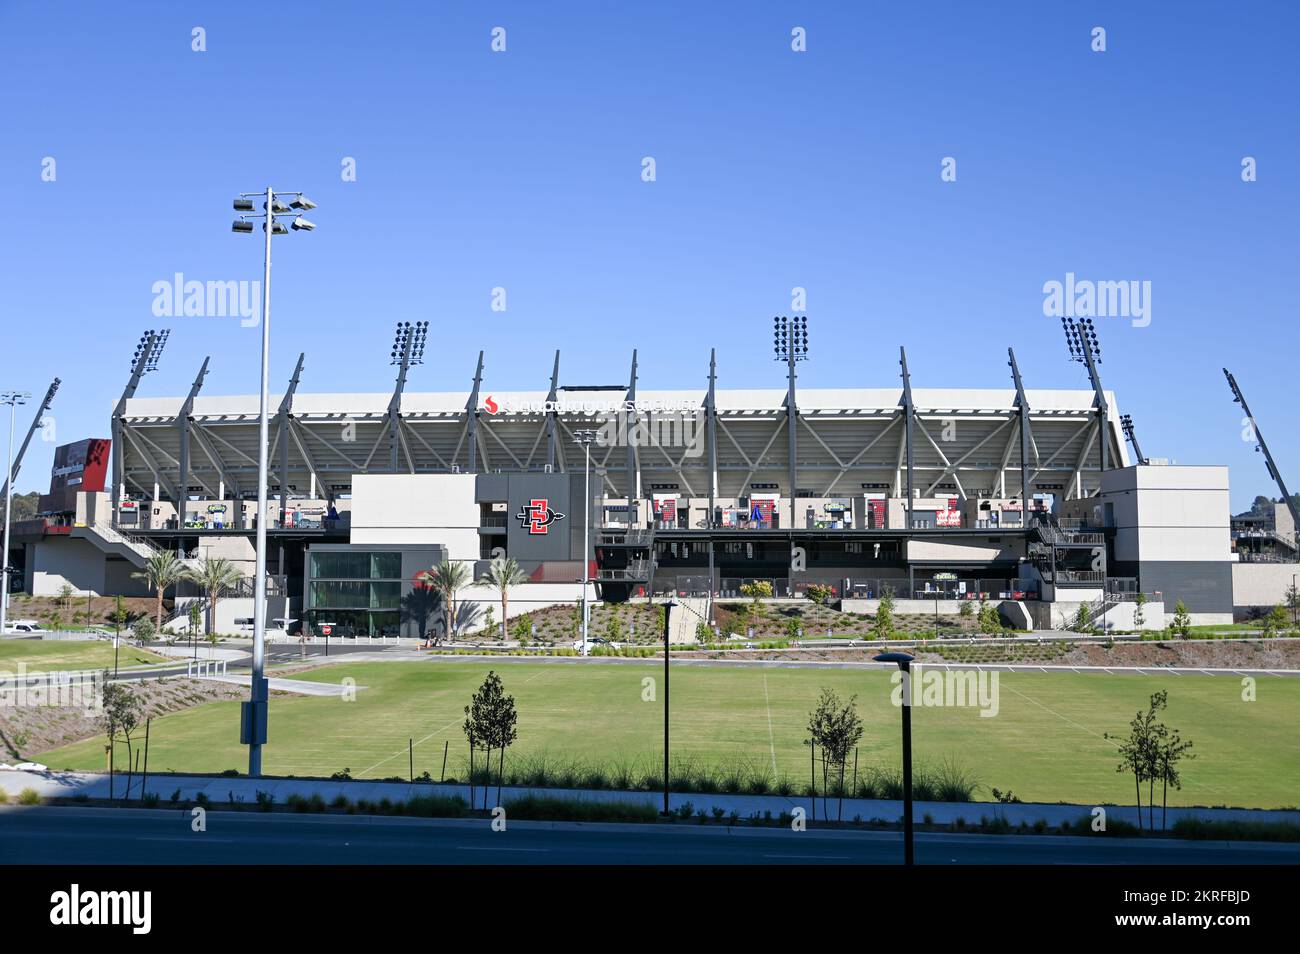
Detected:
[{"left": 5, "top": 315, "right": 1267, "bottom": 640}]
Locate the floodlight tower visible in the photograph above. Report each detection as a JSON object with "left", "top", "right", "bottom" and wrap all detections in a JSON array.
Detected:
[
  {"left": 774, "top": 316, "right": 808, "bottom": 525},
  {"left": 1224, "top": 368, "right": 1300, "bottom": 545},
  {"left": 112, "top": 330, "right": 171, "bottom": 521},
  {"left": 574, "top": 428, "right": 598, "bottom": 655},
  {"left": 388, "top": 321, "right": 429, "bottom": 471},
  {"left": 1062, "top": 317, "right": 1110, "bottom": 477},
  {"left": 1, "top": 390, "right": 31, "bottom": 637},
  {"left": 1119, "top": 414, "right": 1147, "bottom": 466},
  {"left": 0, "top": 378, "right": 59, "bottom": 503},
  {"left": 230, "top": 187, "right": 318, "bottom": 778}
]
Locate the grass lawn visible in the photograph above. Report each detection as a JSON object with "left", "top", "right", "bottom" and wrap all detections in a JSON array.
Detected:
[
  {"left": 36, "top": 660, "right": 1300, "bottom": 809},
  {"left": 0, "top": 639, "right": 168, "bottom": 672}
]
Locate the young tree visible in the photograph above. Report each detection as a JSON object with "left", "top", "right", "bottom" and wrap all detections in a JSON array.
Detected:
[
  {"left": 185, "top": 557, "right": 244, "bottom": 635},
  {"left": 480, "top": 556, "right": 528, "bottom": 641},
  {"left": 1170, "top": 600, "right": 1192, "bottom": 639},
  {"left": 57, "top": 583, "right": 75, "bottom": 627},
  {"left": 1106, "top": 691, "right": 1165, "bottom": 833},
  {"left": 1070, "top": 602, "right": 1092, "bottom": 634},
  {"left": 1285, "top": 582, "right": 1300, "bottom": 628},
  {"left": 101, "top": 683, "right": 144, "bottom": 778},
  {"left": 1132, "top": 591, "right": 1147, "bottom": 630},
  {"left": 873, "top": 586, "right": 895, "bottom": 640},
  {"left": 464, "top": 670, "right": 519, "bottom": 809},
  {"left": 805, "top": 687, "right": 865, "bottom": 821},
  {"left": 187, "top": 601, "right": 202, "bottom": 638},
  {"left": 111, "top": 595, "right": 130, "bottom": 637},
  {"left": 1153, "top": 719, "right": 1194, "bottom": 831},
  {"left": 133, "top": 550, "right": 186, "bottom": 636},
  {"left": 422, "top": 559, "right": 472, "bottom": 645}
]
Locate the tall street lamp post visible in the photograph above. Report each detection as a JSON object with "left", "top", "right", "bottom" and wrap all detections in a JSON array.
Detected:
[
  {"left": 661, "top": 596, "right": 676, "bottom": 816},
  {"left": 875, "top": 650, "right": 916, "bottom": 865},
  {"left": 231, "top": 189, "right": 317, "bottom": 777},
  {"left": 573, "top": 429, "right": 597, "bottom": 656},
  {"left": 0, "top": 391, "right": 30, "bottom": 639}
]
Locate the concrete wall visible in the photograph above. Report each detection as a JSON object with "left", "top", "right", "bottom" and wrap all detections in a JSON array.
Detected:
[
  {"left": 1232, "top": 562, "right": 1300, "bottom": 610},
  {"left": 1100, "top": 464, "right": 1233, "bottom": 619},
  {"left": 30, "top": 537, "right": 107, "bottom": 596},
  {"left": 350, "top": 474, "right": 480, "bottom": 560},
  {"left": 1027, "top": 599, "right": 1166, "bottom": 631}
]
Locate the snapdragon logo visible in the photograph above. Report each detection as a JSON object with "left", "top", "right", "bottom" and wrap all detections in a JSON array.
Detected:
[
  {"left": 50, "top": 884, "right": 151, "bottom": 934},
  {"left": 1042, "top": 272, "right": 1151, "bottom": 328},
  {"left": 889, "top": 665, "right": 999, "bottom": 717},
  {"left": 151, "top": 273, "right": 261, "bottom": 327}
]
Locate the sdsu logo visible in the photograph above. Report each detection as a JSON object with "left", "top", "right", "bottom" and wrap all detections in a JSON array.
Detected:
[{"left": 516, "top": 498, "right": 564, "bottom": 535}]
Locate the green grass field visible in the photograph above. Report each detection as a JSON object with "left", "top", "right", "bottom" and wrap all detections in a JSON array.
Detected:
[
  {"left": 36, "top": 660, "right": 1300, "bottom": 808},
  {"left": 0, "top": 639, "right": 168, "bottom": 672}
]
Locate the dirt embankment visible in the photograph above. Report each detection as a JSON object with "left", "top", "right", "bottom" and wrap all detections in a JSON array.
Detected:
[
  {"left": 690, "top": 639, "right": 1300, "bottom": 669},
  {"left": 1, "top": 677, "right": 247, "bottom": 762}
]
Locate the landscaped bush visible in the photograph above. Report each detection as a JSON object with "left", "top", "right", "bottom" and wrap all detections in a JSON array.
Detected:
[
  {"left": 403, "top": 794, "right": 469, "bottom": 818},
  {"left": 504, "top": 793, "right": 658, "bottom": 823},
  {"left": 1170, "top": 817, "right": 1300, "bottom": 842},
  {"left": 17, "top": 787, "right": 42, "bottom": 805}
]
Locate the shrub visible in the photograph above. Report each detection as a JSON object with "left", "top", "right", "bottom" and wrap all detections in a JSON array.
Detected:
[
  {"left": 1170, "top": 817, "right": 1300, "bottom": 842},
  {"left": 504, "top": 794, "right": 658, "bottom": 823},
  {"left": 404, "top": 794, "right": 469, "bottom": 818},
  {"left": 18, "top": 788, "right": 42, "bottom": 805}
]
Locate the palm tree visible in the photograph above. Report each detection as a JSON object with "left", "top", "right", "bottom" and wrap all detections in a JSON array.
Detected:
[
  {"left": 420, "top": 559, "right": 473, "bottom": 646},
  {"left": 133, "top": 550, "right": 186, "bottom": 636},
  {"left": 480, "top": 556, "right": 528, "bottom": 641},
  {"left": 184, "top": 557, "right": 244, "bottom": 636}
]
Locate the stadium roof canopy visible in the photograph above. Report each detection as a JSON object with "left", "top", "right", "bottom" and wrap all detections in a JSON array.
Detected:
[{"left": 115, "top": 378, "right": 1127, "bottom": 503}]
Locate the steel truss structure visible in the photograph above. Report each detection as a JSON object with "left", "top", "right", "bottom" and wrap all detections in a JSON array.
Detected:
[{"left": 112, "top": 348, "right": 1127, "bottom": 509}]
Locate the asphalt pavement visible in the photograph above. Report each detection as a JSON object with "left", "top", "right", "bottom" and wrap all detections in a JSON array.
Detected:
[{"left": 2, "top": 806, "right": 1296, "bottom": 865}]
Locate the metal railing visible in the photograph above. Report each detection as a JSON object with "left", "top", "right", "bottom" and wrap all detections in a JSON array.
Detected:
[{"left": 1052, "top": 569, "right": 1106, "bottom": 585}]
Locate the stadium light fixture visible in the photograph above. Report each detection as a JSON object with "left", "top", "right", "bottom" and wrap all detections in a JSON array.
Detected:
[
  {"left": 874, "top": 650, "right": 916, "bottom": 865},
  {"left": 229, "top": 186, "right": 319, "bottom": 778},
  {"left": 0, "top": 390, "right": 31, "bottom": 640},
  {"left": 573, "top": 429, "right": 598, "bottom": 657}
]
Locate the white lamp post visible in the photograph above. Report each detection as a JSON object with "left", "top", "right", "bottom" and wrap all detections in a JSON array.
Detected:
[
  {"left": 231, "top": 189, "right": 317, "bottom": 777},
  {"left": 0, "top": 391, "right": 31, "bottom": 637},
  {"left": 574, "top": 429, "right": 597, "bottom": 655}
]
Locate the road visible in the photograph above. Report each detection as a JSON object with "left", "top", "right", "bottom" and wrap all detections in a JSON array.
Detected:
[{"left": 2, "top": 807, "right": 1296, "bottom": 865}]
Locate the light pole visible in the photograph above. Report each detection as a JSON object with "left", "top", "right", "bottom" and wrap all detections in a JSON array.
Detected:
[
  {"left": 0, "top": 391, "right": 30, "bottom": 638},
  {"left": 574, "top": 429, "right": 597, "bottom": 655},
  {"left": 231, "top": 189, "right": 317, "bottom": 777},
  {"left": 661, "top": 596, "right": 676, "bottom": 816},
  {"left": 875, "top": 651, "right": 916, "bottom": 865}
]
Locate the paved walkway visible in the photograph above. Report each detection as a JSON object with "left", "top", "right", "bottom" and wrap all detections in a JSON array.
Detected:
[{"left": 2, "top": 769, "right": 1295, "bottom": 830}]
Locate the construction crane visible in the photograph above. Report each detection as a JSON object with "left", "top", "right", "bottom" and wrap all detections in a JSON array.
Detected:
[{"left": 1223, "top": 367, "right": 1300, "bottom": 537}]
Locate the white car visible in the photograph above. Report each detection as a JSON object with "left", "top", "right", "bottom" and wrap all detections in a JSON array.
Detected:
[{"left": 2, "top": 620, "right": 45, "bottom": 635}]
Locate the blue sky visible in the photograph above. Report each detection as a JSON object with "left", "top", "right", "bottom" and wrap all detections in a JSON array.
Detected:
[{"left": 2, "top": 1, "right": 1295, "bottom": 510}]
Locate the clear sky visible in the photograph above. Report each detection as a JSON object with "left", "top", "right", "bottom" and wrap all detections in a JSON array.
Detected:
[{"left": 2, "top": 1, "right": 1295, "bottom": 511}]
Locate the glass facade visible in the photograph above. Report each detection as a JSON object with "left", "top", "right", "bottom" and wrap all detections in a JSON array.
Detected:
[{"left": 307, "top": 549, "right": 405, "bottom": 637}]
